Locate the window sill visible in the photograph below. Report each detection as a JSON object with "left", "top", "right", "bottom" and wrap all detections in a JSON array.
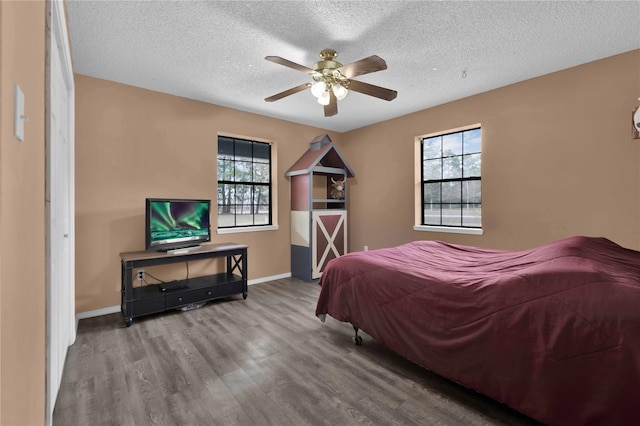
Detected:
[
  {"left": 413, "top": 225, "right": 483, "bottom": 235},
  {"left": 217, "top": 225, "right": 279, "bottom": 235}
]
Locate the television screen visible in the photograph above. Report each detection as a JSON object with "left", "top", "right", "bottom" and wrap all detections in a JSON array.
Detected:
[{"left": 145, "top": 198, "right": 211, "bottom": 251}]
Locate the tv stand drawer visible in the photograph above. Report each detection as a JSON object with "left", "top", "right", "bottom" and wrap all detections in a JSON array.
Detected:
[
  {"left": 166, "top": 287, "right": 205, "bottom": 308},
  {"left": 165, "top": 279, "right": 246, "bottom": 309}
]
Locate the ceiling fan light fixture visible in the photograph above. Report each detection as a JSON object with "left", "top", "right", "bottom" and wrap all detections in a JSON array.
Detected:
[
  {"left": 317, "top": 91, "right": 331, "bottom": 105},
  {"left": 332, "top": 83, "right": 348, "bottom": 100},
  {"left": 265, "top": 48, "right": 397, "bottom": 117},
  {"left": 310, "top": 80, "right": 326, "bottom": 97}
]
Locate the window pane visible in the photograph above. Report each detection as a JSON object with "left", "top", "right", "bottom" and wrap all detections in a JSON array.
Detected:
[
  {"left": 253, "top": 213, "right": 269, "bottom": 225},
  {"left": 462, "top": 204, "right": 482, "bottom": 227},
  {"left": 443, "top": 156, "right": 462, "bottom": 179},
  {"left": 253, "top": 211, "right": 269, "bottom": 225},
  {"left": 218, "top": 180, "right": 236, "bottom": 226},
  {"left": 217, "top": 158, "right": 234, "bottom": 180},
  {"left": 442, "top": 204, "right": 462, "bottom": 226},
  {"left": 423, "top": 182, "right": 440, "bottom": 203},
  {"left": 463, "top": 128, "right": 481, "bottom": 154},
  {"left": 235, "top": 160, "right": 253, "bottom": 182},
  {"left": 253, "top": 186, "right": 270, "bottom": 205},
  {"left": 253, "top": 163, "right": 270, "bottom": 183},
  {"left": 234, "top": 140, "right": 252, "bottom": 159},
  {"left": 235, "top": 214, "right": 254, "bottom": 226},
  {"left": 253, "top": 142, "right": 270, "bottom": 160},
  {"left": 443, "top": 133, "right": 462, "bottom": 156},
  {"left": 462, "top": 180, "right": 481, "bottom": 203},
  {"left": 423, "top": 204, "right": 441, "bottom": 225},
  {"left": 423, "top": 136, "right": 441, "bottom": 160},
  {"left": 423, "top": 159, "right": 441, "bottom": 180},
  {"left": 218, "top": 137, "right": 234, "bottom": 156},
  {"left": 217, "top": 213, "right": 235, "bottom": 227},
  {"left": 463, "top": 153, "right": 481, "bottom": 177},
  {"left": 233, "top": 184, "right": 252, "bottom": 206},
  {"left": 217, "top": 184, "right": 233, "bottom": 210},
  {"left": 442, "top": 181, "right": 461, "bottom": 203}
]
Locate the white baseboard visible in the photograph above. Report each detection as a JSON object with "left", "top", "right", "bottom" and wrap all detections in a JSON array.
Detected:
[
  {"left": 76, "top": 304, "right": 121, "bottom": 321},
  {"left": 75, "top": 305, "right": 121, "bottom": 330},
  {"left": 248, "top": 272, "right": 291, "bottom": 285},
  {"left": 75, "top": 272, "right": 293, "bottom": 324}
]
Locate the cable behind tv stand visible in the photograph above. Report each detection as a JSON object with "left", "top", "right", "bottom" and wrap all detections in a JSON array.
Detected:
[{"left": 120, "top": 243, "right": 248, "bottom": 326}]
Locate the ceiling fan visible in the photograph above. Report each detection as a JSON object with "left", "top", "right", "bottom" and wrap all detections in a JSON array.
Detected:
[{"left": 264, "top": 48, "right": 397, "bottom": 117}]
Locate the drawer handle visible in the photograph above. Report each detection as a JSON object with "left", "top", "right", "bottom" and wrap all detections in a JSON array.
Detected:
[
  {"left": 207, "top": 291, "right": 212, "bottom": 295},
  {"left": 178, "top": 297, "right": 183, "bottom": 302}
]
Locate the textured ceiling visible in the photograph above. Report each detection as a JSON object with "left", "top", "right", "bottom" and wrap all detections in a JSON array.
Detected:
[{"left": 66, "top": 1, "right": 640, "bottom": 133}]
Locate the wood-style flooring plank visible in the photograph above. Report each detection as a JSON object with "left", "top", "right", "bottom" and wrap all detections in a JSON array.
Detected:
[{"left": 53, "top": 277, "right": 539, "bottom": 426}]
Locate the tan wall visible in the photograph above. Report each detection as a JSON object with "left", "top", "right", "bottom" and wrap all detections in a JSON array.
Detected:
[
  {"left": 76, "top": 50, "right": 640, "bottom": 315},
  {"left": 0, "top": 1, "right": 46, "bottom": 425},
  {"left": 74, "top": 74, "right": 341, "bottom": 313},
  {"left": 343, "top": 50, "right": 640, "bottom": 252}
]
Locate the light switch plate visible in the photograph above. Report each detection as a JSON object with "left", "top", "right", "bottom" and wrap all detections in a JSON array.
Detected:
[{"left": 14, "top": 84, "right": 25, "bottom": 142}]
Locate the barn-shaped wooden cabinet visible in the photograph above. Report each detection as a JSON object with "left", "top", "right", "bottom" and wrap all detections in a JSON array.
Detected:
[{"left": 286, "top": 134, "right": 355, "bottom": 281}]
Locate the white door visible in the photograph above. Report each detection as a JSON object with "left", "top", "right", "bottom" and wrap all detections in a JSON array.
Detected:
[{"left": 45, "top": 1, "right": 76, "bottom": 424}]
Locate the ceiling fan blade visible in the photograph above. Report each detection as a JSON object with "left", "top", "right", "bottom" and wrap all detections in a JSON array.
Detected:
[
  {"left": 348, "top": 79, "right": 397, "bottom": 101},
  {"left": 265, "top": 83, "right": 310, "bottom": 102},
  {"left": 265, "top": 56, "right": 315, "bottom": 74},
  {"left": 324, "top": 92, "right": 338, "bottom": 117},
  {"left": 338, "top": 55, "right": 387, "bottom": 79}
]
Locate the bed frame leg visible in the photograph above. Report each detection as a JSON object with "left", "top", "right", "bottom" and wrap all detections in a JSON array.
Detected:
[{"left": 352, "top": 325, "right": 363, "bottom": 345}]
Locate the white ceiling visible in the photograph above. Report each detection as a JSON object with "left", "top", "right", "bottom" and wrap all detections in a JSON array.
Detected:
[{"left": 66, "top": 1, "right": 640, "bottom": 133}]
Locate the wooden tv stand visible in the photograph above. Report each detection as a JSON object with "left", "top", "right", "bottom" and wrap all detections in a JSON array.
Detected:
[{"left": 120, "top": 243, "right": 248, "bottom": 326}]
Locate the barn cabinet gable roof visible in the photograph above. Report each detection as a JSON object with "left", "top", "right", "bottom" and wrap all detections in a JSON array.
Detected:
[{"left": 285, "top": 134, "right": 355, "bottom": 177}]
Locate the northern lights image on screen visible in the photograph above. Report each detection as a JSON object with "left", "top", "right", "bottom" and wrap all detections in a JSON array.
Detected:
[{"left": 147, "top": 199, "right": 210, "bottom": 249}]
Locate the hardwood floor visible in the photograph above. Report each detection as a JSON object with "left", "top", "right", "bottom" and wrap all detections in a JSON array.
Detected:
[{"left": 53, "top": 277, "right": 540, "bottom": 426}]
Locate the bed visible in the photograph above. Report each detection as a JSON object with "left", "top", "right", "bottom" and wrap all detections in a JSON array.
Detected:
[{"left": 315, "top": 236, "right": 640, "bottom": 425}]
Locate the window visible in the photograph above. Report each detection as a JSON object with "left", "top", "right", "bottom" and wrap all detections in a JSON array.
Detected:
[
  {"left": 217, "top": 136, "right": 272, "bottom": 228},
  {"left": 420, "top": 127, "right": 481, "bottom": 229}
]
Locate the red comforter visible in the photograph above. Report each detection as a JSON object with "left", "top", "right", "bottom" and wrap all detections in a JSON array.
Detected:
[{"left": 315, "top": 236, "right": 640, "bottom": 425}]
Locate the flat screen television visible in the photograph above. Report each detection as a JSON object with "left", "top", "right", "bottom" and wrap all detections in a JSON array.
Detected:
[{"left": 145, "top": 198, "right": 211, "bottom": 251}]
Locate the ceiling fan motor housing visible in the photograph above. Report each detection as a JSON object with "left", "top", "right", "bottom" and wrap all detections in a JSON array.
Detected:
[{"left": 313, "top": 49, "right": 343, "bottom": 72}]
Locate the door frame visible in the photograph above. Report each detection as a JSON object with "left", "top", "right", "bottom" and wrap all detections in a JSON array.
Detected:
[{"left": 45, "top": 1, "right": 76, "bottom": 424}]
